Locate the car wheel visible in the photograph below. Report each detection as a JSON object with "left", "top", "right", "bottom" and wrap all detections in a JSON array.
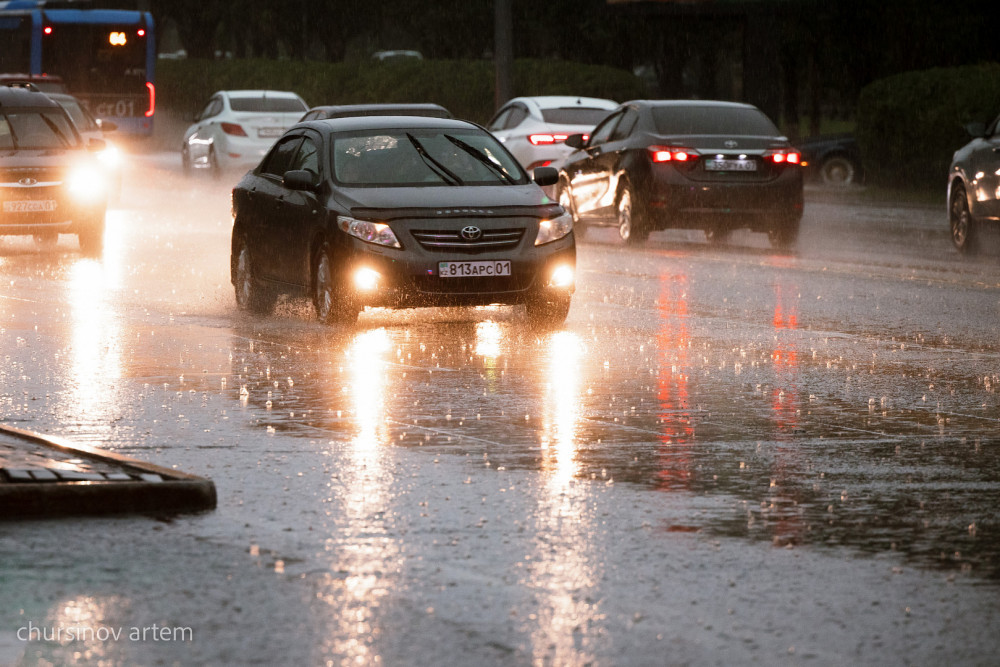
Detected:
[
  {"left": 949, "top": 184, "right": 979, "bottom": 255},
  {"left": 704, "top": 227, "right": 731, "bottom": 245},
  {"left": 556, "top": 181, "right": 585, "bottom": 239},
  {"left": 767, "top": 217, "right": 800, "bottom": 251},
  {"left": 524, "top": 293, "right": 571, "bottom": 327},
  {"left": 819, "top": 155, "right": 857, "bottom": 187},
  {"left": 617, "top": 182, "right": 649, "bottom": 246},
  {"left": 233, "top": 235, "right": 276, "bottom": 314},
  {"left": 313, "top": 245, "right": 359, "bottom": 325},
  {"left": 76, "top": 215, "right": 105, "bottom": 258},
  {"left": 33, "top": 232, "right": 58, "bottom": 250}
]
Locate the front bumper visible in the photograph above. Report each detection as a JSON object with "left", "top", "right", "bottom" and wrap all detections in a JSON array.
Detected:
[{"left": 0, "top": 182, "right": 105, "bottom": 236}]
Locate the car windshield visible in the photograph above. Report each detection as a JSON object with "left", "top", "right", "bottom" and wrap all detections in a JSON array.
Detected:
[
  {"left": 333, "top": 128, "right": 528, "bottom": 187},
  {"left": 230, "top": 96, "right": 307, "bottom": 113},
  {"left": 56, "top": 99, "right": 99, "bottom": 133},
  {"left": 541, "top": 108, "right": 613, "bottom": 126},
  {"left": 652, "top": 106, "right": 781, "bottom": 136},
  {"left": 0, "top": 110, "right": 80, "bottom": 149}
]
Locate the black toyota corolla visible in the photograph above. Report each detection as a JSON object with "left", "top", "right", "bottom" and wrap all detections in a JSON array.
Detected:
[{"left": 230, "top": 116, "right": 575, "bottom": 325}]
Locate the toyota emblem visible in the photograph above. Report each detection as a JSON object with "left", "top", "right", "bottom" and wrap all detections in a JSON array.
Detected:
[
  {"left": 18, "top": 177, "right": 37, "bottom": 186},
  {"left": 724, "top": 140, "right": 738, "bottom": 149},
  {"left": 460, "top": 225, "right": 482, "bottom": 241}
]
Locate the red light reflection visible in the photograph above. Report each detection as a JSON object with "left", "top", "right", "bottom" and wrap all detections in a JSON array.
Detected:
[{"left": 656, "top": 273, "right": 694, "bottom": 489}]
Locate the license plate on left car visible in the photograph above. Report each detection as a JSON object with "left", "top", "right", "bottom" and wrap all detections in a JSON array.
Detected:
[
  {"left": 2, "top": 200, "right": 57, "bottom": 212},
  {"left": 257, "top": 127, "right": 284, "bottom": 138},
  {"left": 439, "top": 260, "right": 512, "bottom": 278},
  {"left": 705, "top": 159, "right": 757, "bottom": 172}
]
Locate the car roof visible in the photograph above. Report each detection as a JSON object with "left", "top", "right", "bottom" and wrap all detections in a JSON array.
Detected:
[
  {"left": 0, "top": 84, "right": 63, "bottom": 109},
  {"left": 218, "top": 89, "right": 304, "bottom": 99},
  {"left": 296, "top": 115, "right": 480, "bottom": 133},
  {"left": 624, "top": 99, "right": 759, "bottom": 110},
  {"left": 307, "top": 103, "right": 452, "bottom": 119},
  {"left": 509, "top": 96, "right": 619, "bottom": 110}
]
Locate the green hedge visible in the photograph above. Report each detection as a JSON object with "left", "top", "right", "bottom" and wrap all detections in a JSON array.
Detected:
[
  {"left": 155, "top": 58, "right": 647, "bottom": 125},
  {"left": 856, "top": 62, "right": 1000, "bottom": 187}
]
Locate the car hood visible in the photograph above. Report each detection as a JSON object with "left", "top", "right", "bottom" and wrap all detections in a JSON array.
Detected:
[{"left": 335, "top": 184, "right": 560, "bottom": 221}]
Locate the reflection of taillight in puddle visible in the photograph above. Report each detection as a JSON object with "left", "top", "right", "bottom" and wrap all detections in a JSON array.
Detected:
[
  {"left": 771, "top": 283, "right": 800, "bottom": 433},
  {"left": 656, "top": 273, "right": 694, "bottom": 490}
]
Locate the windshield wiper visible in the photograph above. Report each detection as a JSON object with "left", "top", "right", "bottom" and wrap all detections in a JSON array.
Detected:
[
  {"left": 405, "top": 133, "right": 463, "bottom": 185},
  {"left": 39, "top": 115, "right": 71, "bottom": 148},
  {"left": 444, "top": 134, "right": 516, "bottom": 184}
]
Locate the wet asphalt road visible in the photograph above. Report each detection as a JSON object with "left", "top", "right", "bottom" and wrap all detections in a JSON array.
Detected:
[{"left": 1, "top": 154, "right": 999, "bottom": 665}]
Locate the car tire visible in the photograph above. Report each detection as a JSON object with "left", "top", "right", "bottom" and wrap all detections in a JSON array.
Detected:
[
  {"left": 233, "top": 235, "right": 276, "bottom": 314},
  {"left": 556, "top": 181, "right": 585, "bottom": 240},
  {"left": 819, "top": 155, "right": 857, "bottom": 187},
  {"left": 313, "top": 244, "right": 359, "bottom": 325},
  {"left": 524, "top": 293, "right": 571, "bottom": 327},
  {"left": 949, "top": 183, "right": 979, "bottom": 255},
  {"left": 767, "top": 217, "right": 799, "bottom": 251},
  {"left": 76, "top": 215, "right": 105, "bottom": 258},
  {"left": 33, "top": 232, "right": 58, "bottom": 250},
  {"left": 617, "top": 182, "right": 649, "bottom": 246}
]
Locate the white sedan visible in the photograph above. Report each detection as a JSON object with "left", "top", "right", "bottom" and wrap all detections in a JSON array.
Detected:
[
  {"left": 487, "top": 96, "right": 618, "bottom": 172},
  {"left": 181, "top": 90, "right": 308, "bottom": 177}
]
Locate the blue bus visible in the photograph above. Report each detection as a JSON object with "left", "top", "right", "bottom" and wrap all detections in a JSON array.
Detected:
[{"left": 0, "top": 1, "right": 155, "bottom": 137}]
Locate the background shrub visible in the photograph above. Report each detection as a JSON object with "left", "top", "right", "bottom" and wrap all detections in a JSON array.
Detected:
[{"left": 856, "top": 62, "right": 1000, "bottom": 188}]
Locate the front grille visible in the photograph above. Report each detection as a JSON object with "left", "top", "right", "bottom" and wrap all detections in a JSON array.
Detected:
[
  {"left": 0, "top": 166, "right": 65, "bottom": 185},
  {"left": 410, "top": 227, "right": 525, "bottom": 254}
]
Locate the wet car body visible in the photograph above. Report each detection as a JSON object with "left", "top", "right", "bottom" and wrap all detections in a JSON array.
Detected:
[
  {"left": 0, "top": 84, "right": 107, "bottom": 255},
  {"left": 557, "top": 100, "right": 803, "bottom": 248},
  {"left": 230, "top": 116, "right": 575, "bottom": 324},
  {"left": 947, "top": 113, "right": 1000, "bottom": 254},
  {"left": 300, "top": 103, "right": 452, "bottom": 121}
]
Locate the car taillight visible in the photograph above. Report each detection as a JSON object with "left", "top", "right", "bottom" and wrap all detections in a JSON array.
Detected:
[
  {"left": 221, "top": 122, "right": 248, "bottom": 137},
  {"left": 765, "top": 149, "right": 801, "bottom": 164},
  {"left": 529, "top": 133, "right": 570, "bottom": 146},
  {"left": 648, "top": 146, "right": 696, "bottom": 163}
]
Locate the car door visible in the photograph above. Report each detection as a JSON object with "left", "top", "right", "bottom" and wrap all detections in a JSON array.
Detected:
[
  {"left": 969, "top": 115, "right": 1000, "bottom": 221},
  {"left": 271, "top": 132, "right": 325, "bottom": 287},
  {"left": 249, "top": 135, "right": 303, "bottom": 282},
  {"left": 565, "top": 110, "right": 623, "bottom": 222},
  {"left": 187, "top": 96, "right": 222, "bottom": 162}
]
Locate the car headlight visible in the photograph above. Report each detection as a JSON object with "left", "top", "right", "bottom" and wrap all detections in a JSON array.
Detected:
[
  {"left": 97, "top": 142, "right": 123, "bottom": 169},
  {"left": 534, "top": 211, "right": 573, "bottom": 246},
  {"left": 67, "top": 165, "right": 107, "bottom": 202},
  {"left": 338, "top": 215, "right": 401, "bottom": 248}
]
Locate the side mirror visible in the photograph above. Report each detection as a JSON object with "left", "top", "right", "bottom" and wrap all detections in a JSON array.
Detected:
[
  {"left": 97, "top": 119, "right": 117, "bottom": 133},
  {"left": 86, "top": 137, "right": 107, "bottom": 152},
  {"left": 965, "top": 122, "right": 987, "bottom": 138},
  {"left": 533, "top": 166, "right": 558, "bottom": 187},
  {"left": 283, "top": 169, "right": 317, "bottom": 191},
  {"left": 564, "top": 134, "right": 586, "bottom": 150}
]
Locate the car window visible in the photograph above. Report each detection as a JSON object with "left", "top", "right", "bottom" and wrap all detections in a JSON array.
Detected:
[
  {"left": 2, "top": 110, "right": 80, "bottom": 149},
  {"left": 57, "top": 99, "right": 99, "bottom": 133},
  {"left": 198, "top": 98, "right": 221, "bottom": 122},
  {"left": 488, "top": 107, "right": 511, "bottom": 131},
  {"left": 588, "top": 112, "right": 622, "bottom": 147},
  {"left": 652, "top": 105, "right": 780, "bottom": 136},
  {"left": 291, "top": 136, "right": 319, "bottom": 176},
  {"left": 301, "top": 110, "right": 321, "bottom": 122},
  {"left": 504, "top": 105, "right": 528, "bottom": 129},
  {"left": 259, "top": 136, "right": 303, "bottom": 177},
  {"left": 540, "top": 107, "right": 614, "bottom": 126},
  {"left": 610, "top": 109, "right": 638, "bottom": 142},
  {"left": 332, "top": 128, "right": 528, "bottom": 187},
  {"left": 229, "top": 96, "right": 307, "bottom": 113}
]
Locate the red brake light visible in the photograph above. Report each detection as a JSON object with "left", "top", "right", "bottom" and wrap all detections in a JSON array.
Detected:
[
  {"left": 528, "top": 133, "right": 570, "bottom": 146},
  {"left": 137, "top": 29, "right": 146, "bottom": 37},
  {"left": 221, "top": 122, "right": 247, "bottom": 137},
  {"left": 649, "top": 146, "right": 695, "bottom": 163},
  {"left": 43, "top": 26, "right": 52, "bottom": 35},
  {"left": 145, "top": 82, "right": 155, "bottom": 117},
  {"left": 766, "top": 149, "right": 801, "bottom": 165}
]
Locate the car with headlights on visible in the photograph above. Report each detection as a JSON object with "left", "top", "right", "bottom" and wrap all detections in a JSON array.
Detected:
[
  {"left": 230, "top": 116, "right": 575, "bottom": 325},
  {"left": 947, "top": 112, "right": 1000, "bottom": 255},
  {"left": 47, "top": 92, "right": 123, "bottom": 201},
  {"left": 0, "top": 83, "right": 107, "bottom": 255},
  {"left": 556, "top": 100, "right": 803, "bottom": 248},
  {"left": 488, "top": 96, "right": 618, "bottom": 171},
  {"left": 182, "top": 89, "right": 308, "bottom": 177}
]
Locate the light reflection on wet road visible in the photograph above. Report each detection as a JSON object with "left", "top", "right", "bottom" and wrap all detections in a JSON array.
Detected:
[{"left": 1, "top": 154, "right": 999, "bottom": 664}]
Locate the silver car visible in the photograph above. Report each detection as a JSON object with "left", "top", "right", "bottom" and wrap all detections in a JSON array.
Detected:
[{"left": 948, "top": 113, "right": 1000, "bottom": 254}]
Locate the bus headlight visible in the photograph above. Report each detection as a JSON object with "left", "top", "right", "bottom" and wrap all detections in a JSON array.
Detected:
[{"left": 534, "top": 211, "right": 573, "bottom": 246}]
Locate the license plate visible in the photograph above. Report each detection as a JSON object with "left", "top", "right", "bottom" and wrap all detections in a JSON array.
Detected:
[
  {"left": 705, "top": 159, "right": 757, "bottom": 172},
  {"left": 257, "top": 127, "right": 284, "bottom": 138},
  {"left": 439, "top": 260, "right": 512, "bottom": 278},
  {"left": 2, "top": 200, "right": 57, "bottom": 212}
]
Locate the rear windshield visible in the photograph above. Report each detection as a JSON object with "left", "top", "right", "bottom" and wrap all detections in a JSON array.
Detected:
[
  {"left": 0, "top": 110, "right": 81, "bottom": 149},
  {"left": 333, "top": 128, "right": 528, "bottom": 187},
  {"left": 652, "top": 106, "right": 780, "bottom": 136},
  {"left": 540, "top": 108, "right": 612, "bottom": 126},
  {"left": 230, "top": 96, "right": 307, "bottom": 113}
]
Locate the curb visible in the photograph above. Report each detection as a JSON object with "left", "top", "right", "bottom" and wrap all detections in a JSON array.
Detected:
[{"left": 0, "top": 423, "right": 216, "bottom": 519}]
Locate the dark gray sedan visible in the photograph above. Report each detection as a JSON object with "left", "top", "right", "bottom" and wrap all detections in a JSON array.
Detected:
[{"left": 230, "top": 116, "right": 575, "bottom": 325}]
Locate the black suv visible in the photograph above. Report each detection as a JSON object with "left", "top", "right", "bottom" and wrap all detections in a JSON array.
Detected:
[{"left": 0, "top": 84, "right": 107, "bottom": 255}]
